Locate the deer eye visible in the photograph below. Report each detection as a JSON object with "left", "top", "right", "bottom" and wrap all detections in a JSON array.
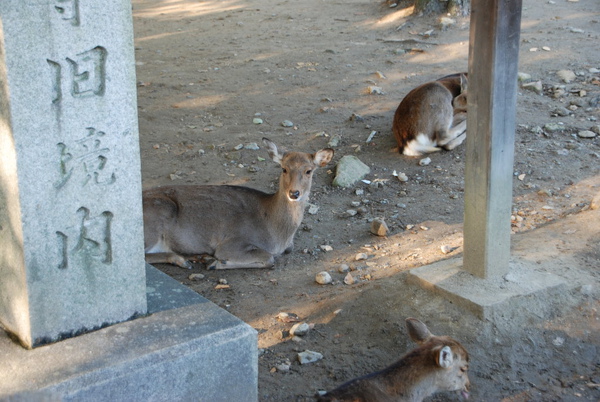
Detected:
[
  {"left": 460, "top": 366, "right": 468, "bottom": 373},
  {"left": 305, "top": 169, "right": 312, "bottom": 175},
  {"left": 282, "top": 168, "right": 288, "bottom": 174}
]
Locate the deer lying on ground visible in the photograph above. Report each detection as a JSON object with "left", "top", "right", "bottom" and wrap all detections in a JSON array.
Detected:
[
  {"left": 317, "top": 318, "right": 470, "bottom": 402},
  {"left": 392, "top": 73, "right": 468, "bottom": 156},
  {"left": 143, "top": 138, "right": 334, "bottom": 269}
]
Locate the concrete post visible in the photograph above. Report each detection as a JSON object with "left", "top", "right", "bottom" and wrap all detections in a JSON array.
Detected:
[
  {"left": 463, "top": 0, "right": 523, "bottom": 279},
  {"left": 0, "top": 1, "right": 147, "bottom": 348}
]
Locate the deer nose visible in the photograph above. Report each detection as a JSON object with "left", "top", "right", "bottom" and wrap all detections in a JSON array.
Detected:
[{"left": 289, "top": 190, "right": 300, "bottom": 200}]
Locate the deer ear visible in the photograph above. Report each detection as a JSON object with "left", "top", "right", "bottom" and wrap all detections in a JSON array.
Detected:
[
  {"left": 313, "top": 148, "right": 334, "bottom": 167},
  {"left": 263, "top": 138, "right": 284, "bottom": 165},
  {"left": 406, "top": 318, "right": 433, "bottom": 344},
  {"left": 460, "top": 73, "right": 468, "bottom": 92},
  {"left": 436, "top": 345, "right": 454, "bottom": 368}
]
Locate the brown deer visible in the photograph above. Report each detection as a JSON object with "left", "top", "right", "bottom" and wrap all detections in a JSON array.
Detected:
[
  {"left": 143, "top": 138, "right": 334, "bottom": 269},
  {"left": 317, "top": 318, "right": 470, "bottom": 402},
  {"left": 392, "top": 73, "right": 468, "bottom": 156}
]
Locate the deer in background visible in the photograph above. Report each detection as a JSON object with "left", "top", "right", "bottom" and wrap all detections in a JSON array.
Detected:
[
  {"left": 317, "top": 318, "right": 470, "bottom": 402},
  {"left": 143, "top": 138, "right": 334, "bottom": 269},
  {"left": 393, "top": 73, "right": 468, "bottom": 156}
]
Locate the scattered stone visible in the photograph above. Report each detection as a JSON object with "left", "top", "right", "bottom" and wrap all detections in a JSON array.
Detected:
[
  {"left": 542, "top": 46, "right": 551, "bottom": 52},
  {"left": 366, "top": 130, "right": 377, "bottom": 143},
  {"left": 244, "top": 142, "right": 260, "bottom": 150},
  {"left": 328, "top": 135, "right": 341, "bottom": 148},
  {"left": 419, "top": 157, "right": 431, "bottom": 166},
  {"left": 333, "top": 155, "right": 371, "bottom": 187},
  {"left": 346, "top": 209, "right": 358, "bottom": 217},
  {"left": 338, "top": 264, "right": 350, "bottom": 273},
  {"left": 281, "top": 120, "right": 294, "bottom": 127},
  {"left": 406, "top": 224, "right": 415, "bottom": 230},
  {"left": 569, "top": 27, "right": 584, "bottom": 33},
  {"left": 374, "top": 71, "right": 386, "bottom": 79},
  {"left": 578, "top": 130, "right": 597, "bottom": 139},
  {"left": 188, "top": 273, "right": 205, "bottom": 281},
  {"left": 552, "top": 337, "right": 565, "bottom": 347},
  {"left": 552, "top": 107, "right": 570, "bottom": 117},
  {"left": 297, "top": 350, "right": 323, "bottom": 365},
  {"left": 368, "top": 86, "right": 385, "bottom": 95},
  {"left": 370, "top": 218, "right": 389, "bottom": 237},
  {"left": 214, "top": 284, "right": 230, "bottom": 290},
  {"left": 440, "top": 245, "right": 453, "bottom": 254},
  {"left": 350, "top": 113, "right": 364, "bottom": 122},
  {"left": 521, "top": 81, "right": 543, "bottom": 95},
  {"left": 253, "top": 117, "right": 263, "bottom": 124},
  {"left": 518, "top": 173, "right": 526, "bottom": 181},
  {"left": 589, "top": 68, "right": 600, "bottom": 74},
  {"left": 218, "top": 278, "right": 228, "bottom": 285},
  {"left": 290, "top": 322, "right": 310, "bottom": 336},
  {"left": 591, "top": 125, "right": 600, "bottom": 135},
  {"left": 276, "top": 363, "right": 290, "bottom": 372},
  {"left": 344, "top": 273, "right": 355, "bottom": 285},
  {"left": 277, "top": 312, "right": 301, "bottom": 323},
  {"left": 320, "top": 245, "right": 334, "bottom": 252},
  {"left": 543, "top": 123, "right": 564, "bottom": 133},
  {"left": 355, "top": 252, "right": 368, "bottom": 261},
  {"left": 393, "top": 170, "right": 409, "bottom": 182},
  {"left": 315, "top": 271, "right": 332, "bottom": 285},
  {"left": 556, "top": 70, "right": 576, "bottom": 83},
  {"left": 234, "top": 143, "right": 244, "bottom": 150},
  {"left": 517, "top": 72, "right": 532, "bottom": 82},
  {"left": 308, "top": 204, "right": 319, "bottom": 215}
]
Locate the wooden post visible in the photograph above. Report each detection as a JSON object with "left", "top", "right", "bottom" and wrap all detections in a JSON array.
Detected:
[{"left": 463, "top": 0, "right": 523, "bottom": 278}]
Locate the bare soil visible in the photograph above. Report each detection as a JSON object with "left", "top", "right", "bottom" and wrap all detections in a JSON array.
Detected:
[{"left": 131, "top": 0, "right": 600, "bottom": 400}]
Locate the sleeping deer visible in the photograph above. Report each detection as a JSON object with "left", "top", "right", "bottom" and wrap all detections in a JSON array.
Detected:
[
  {"left": 317, "top": 318, "right": 470, "bottom": 402},
  {"left": 392, "top": 73, "right": 468, "bottom": 156},
  {"left": 143, "top": 138, "right": 334, "bottom": 269}
]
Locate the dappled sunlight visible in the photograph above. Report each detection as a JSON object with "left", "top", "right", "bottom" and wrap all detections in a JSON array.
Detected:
[
  {"left": 133, "top": 0, "right": 244, "bottom": 20},
  {"left": 406, "top": 41, "right": 469, "bottom": 66},
  {"left": 171, "top": 93, "right": 230, "bottom": 109},
  {"left": 370, "top": 5, "right": 415, "bottom": 28}
]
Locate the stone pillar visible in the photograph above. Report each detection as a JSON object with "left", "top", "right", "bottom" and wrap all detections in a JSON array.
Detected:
[
  {"left": 0, "top": 1, "right": 147, "bottom": 348},
  {"left": 463, "top": 0, "right": 523, "bottom": 279}
]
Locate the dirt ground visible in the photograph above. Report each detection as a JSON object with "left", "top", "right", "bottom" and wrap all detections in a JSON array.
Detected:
[{"left": 131, "top": 0, "right": 600, "bottom": 400}]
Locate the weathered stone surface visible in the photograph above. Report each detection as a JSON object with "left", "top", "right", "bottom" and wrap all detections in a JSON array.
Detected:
[
  {"left": 0, "top": 0, "right": 146, "bottom": 348},
  {"left": 332, "top": 155, "right": 371, "bottom": 187}
]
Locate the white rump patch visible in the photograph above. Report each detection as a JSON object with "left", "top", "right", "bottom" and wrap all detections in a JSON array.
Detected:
[
  {"left": 403, "top": 133, "right": 441, "bottom": 156},
  {"left": 145, "top": 238, "right": 171, "bottom": 254}
]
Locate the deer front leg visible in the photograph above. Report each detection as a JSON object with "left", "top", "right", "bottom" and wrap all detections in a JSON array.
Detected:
[
  {"left": 145, "top": 252, "right": 194, "bottom": 269},
  {"left": 208, "top": 244, "right": 276, "bottom": 269}
]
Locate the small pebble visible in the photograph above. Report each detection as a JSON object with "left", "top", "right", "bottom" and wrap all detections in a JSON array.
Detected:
[
  {"left": 298, "top": 350, "right": 323, "bottom": 365},
  {"left": 188, "top": 273, "right": 205, "bottom": 281},
  {"left": 419, "top": 157, "right": 431, "bottom": 166},
  {"left": 281, "top": 120, "right": 294, "bottom": 127},
  {"left": 315, "top": 271, "right": 332, "bottom": 285},
  {"left": 344, "top": 273, "right": 355, "bottom": 285},
  {"left": 277, "top": 312, "right": 301, "bottom": 323},
  {"left": 320, "top": 245, "right": 334, "bottom": 252},
  {"left": 440, "top": 245, "right": 453, "bottom": 254},
  {"left": 577, "top": 130, "right": 596, "bottom": 138},
  {"left": 370, "top": 217, "right": 389, "bottom": 237},
  {"left": 355, "top": 252, "right": 368, "bottom": 261},
  {"left": 290, "top": 322, "right": 310, "bottom": 336},
  {"left": 338, "top": 264, "right": 350, "bottom": 273},
  {"left": 253, "top": 117, "right": 263, "bottom": 124}
]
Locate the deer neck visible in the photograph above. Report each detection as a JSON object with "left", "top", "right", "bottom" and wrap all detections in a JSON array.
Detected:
[{"left": 268, "top": 189, "right": 306, "bottom": 231}]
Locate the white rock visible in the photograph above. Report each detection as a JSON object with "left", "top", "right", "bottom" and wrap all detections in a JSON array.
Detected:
[
  {"left": 281, "top": 120, "right": 294, "bottom": 127},
  {"left": 315, "top": 271, "right": 332, "bottom": 285},
  {"left": 344, "top": 273, "right": 355, "bottom": 285},
  {"left": 298, "top": 350, "right": 323, "bottom": 364},
  {"left": 290, "top": 322, "right": 310, "bottom": 336},
  {"left": 276, "top": 363, "right": 291, "bottom": 372},
  {"left": 320, "top": 245, "right": 334, "bottom": 252},
  {"left": 253, "top": 117, "right": 263, "bottom": 124},
  {"left": 440, "top": 245, "right": 453, "bottom": 254},
  {"left": 368, "top": 86, "right": 385, "bottom": 95},
  {"left": 346, "top": 209, "right": 358, "bottom": 217},
  {"left": 355, "top": 252, "right": 368, "bottom": 261},
  {"left": 517, "top": 72, "right": 532, "bottom": 82},
  {"left": 338, "top": 264, "right": 350, "bottom": 273},
  {"left": 188, "top": 273, "right": 205, "bottom": 281},
  {"left": 308, "top": 204, "right": 320, "bottom": 215},
  {"left": 419, "top": 157, "right": 431, "bottom": 166},
  {"left": 577, "top": 130, "right": 597, "bottom": 138},
  {"left": 521, "top": 81, "right": 543, "bottom": 95},
  {"left": 552, "top": 337, "right": 565, "bottom": 347},
  {"left": 556, "top": 70, "right": 576, "bottom": 83}
]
